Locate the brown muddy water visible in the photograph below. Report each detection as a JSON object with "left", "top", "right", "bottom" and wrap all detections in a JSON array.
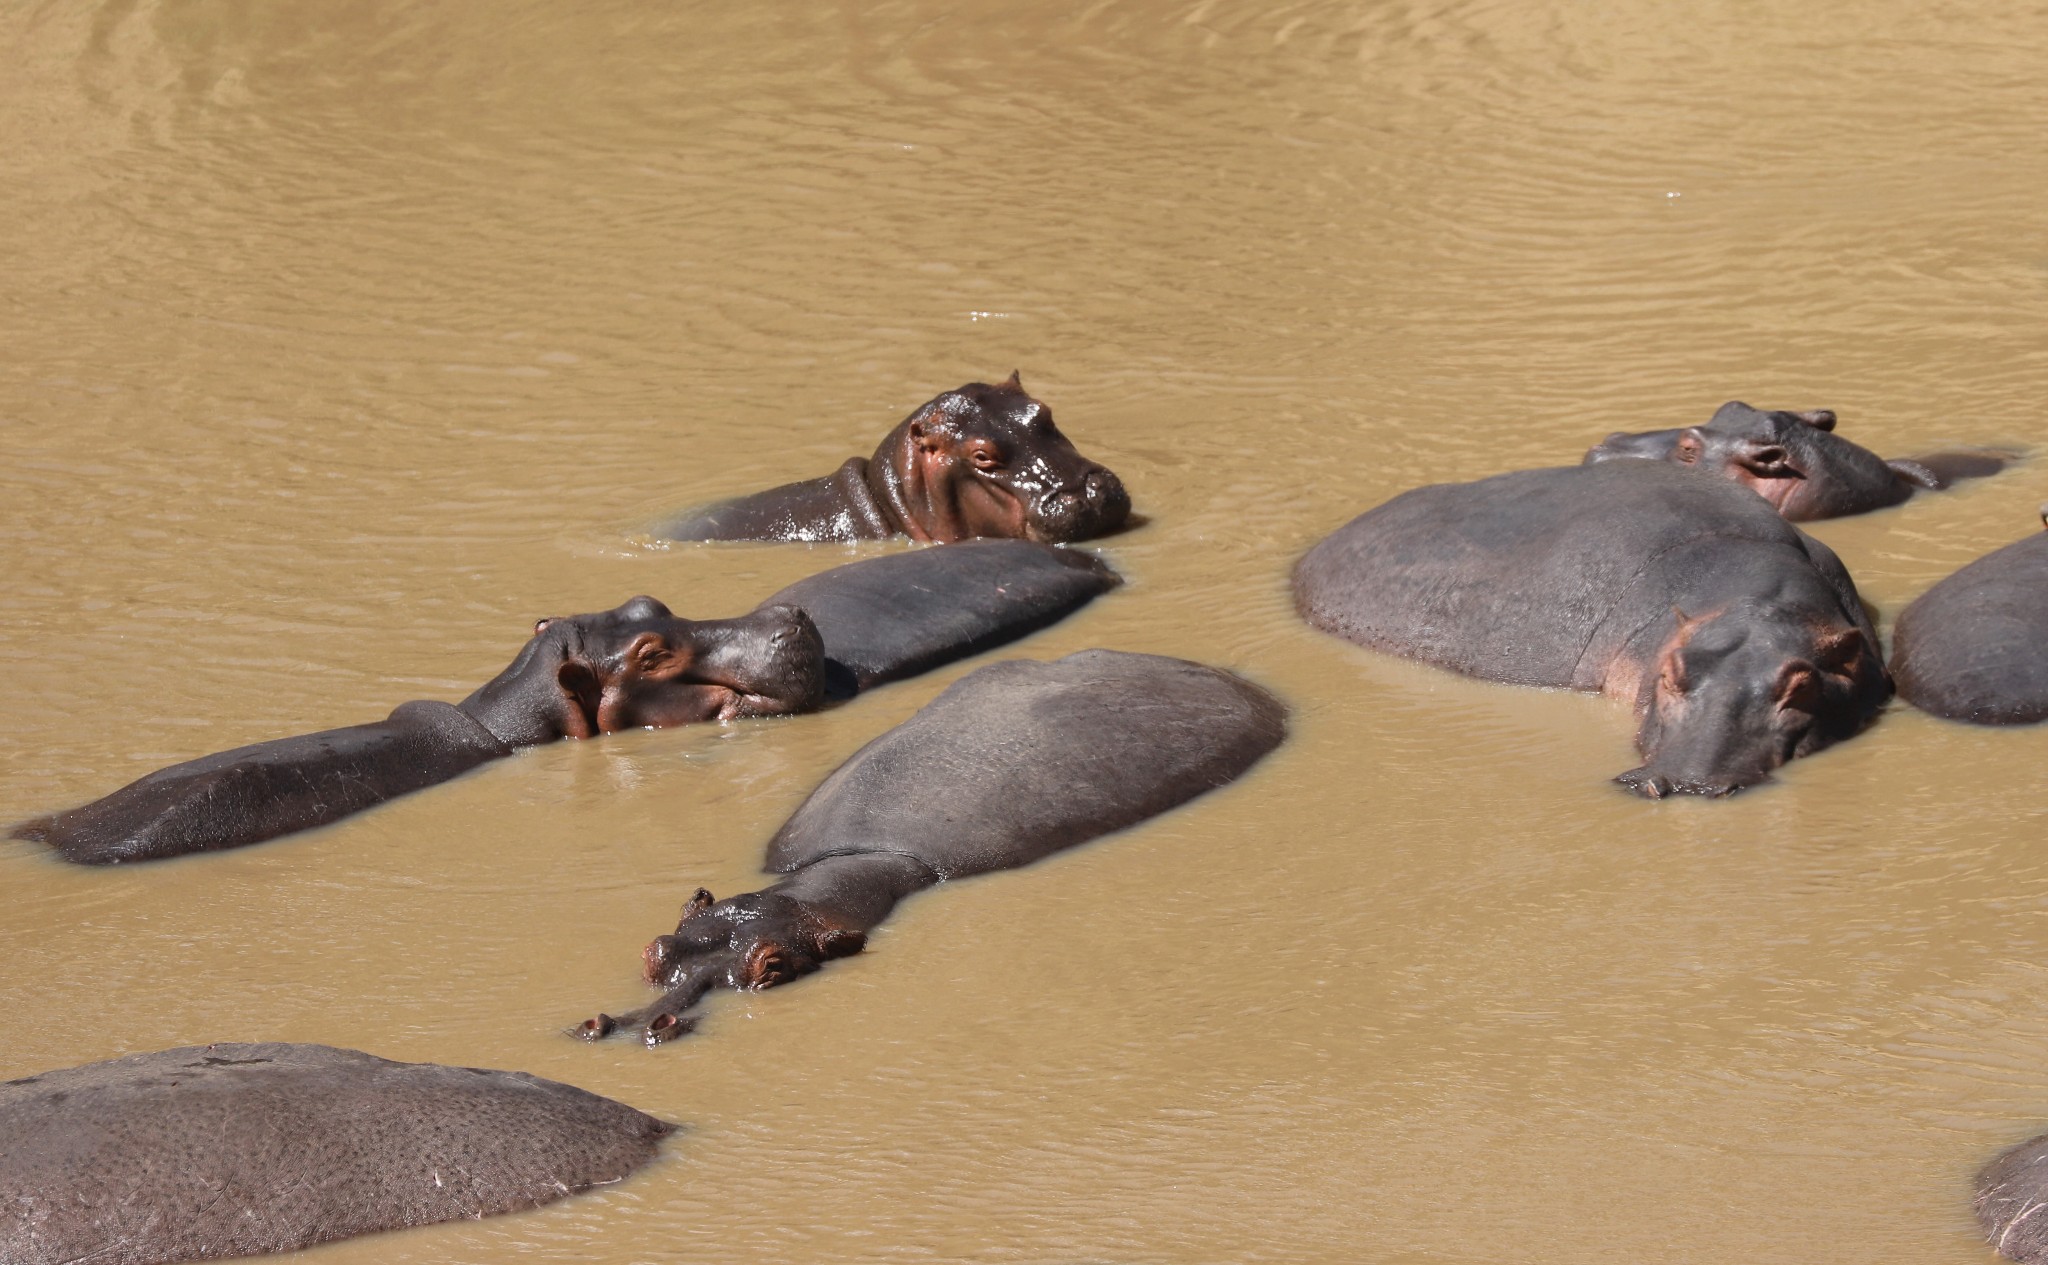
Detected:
[{"left": 3, "top": 2, "right": 2047, "bottom": 1261}]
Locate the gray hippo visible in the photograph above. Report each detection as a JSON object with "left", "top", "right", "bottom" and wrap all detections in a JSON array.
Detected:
[
  {"left": 1584, "top": 401, "right": 2012, "bottom": 521},
  {"left": 1293, "top": 461, "right": 1890, "bottom": 797},
  {"left": 13, "top": 542, "right": 1118, "bottom": 865},
  {"left": 0, "top": 1042, "right": 670, "bottom": 1265},
  {"left": 1890, "top": 510, "right": 2048, "bottom": 725},
  {"left": 659, "top": 374, "right": 1131, "bottom": 544},
  {"left": 13, "top": 599, "right": 824, "bottom": 865},
  {"left": 579, "top": 649, "right": 1286, "bottom": 1046},
  {"left": 1976, "top": 1130, "right": 2048, "bottom": 1262}
]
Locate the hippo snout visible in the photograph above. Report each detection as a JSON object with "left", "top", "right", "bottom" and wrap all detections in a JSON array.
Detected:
[{"left": 1032, "top": 466, "right": 1130, "bottom": 542}]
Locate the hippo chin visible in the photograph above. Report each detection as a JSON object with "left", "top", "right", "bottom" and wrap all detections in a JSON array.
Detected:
[
  {"left": 0, "top": 1042, "right": 671, "bottom": 1265},
  {"left": 1293, "top": 461, "right": 1891, "bottom": 797},
  {"left": 1584, "top": 400, "right": 2013, "bottom": 521},
  {"left": 659, "top": 373, "right": 1131, "bottom": 544},
  {"left": 1890, "top": 510, "right": 2048, "bottom": 725},
  {"left": 579, "top": 649, "right": 1285, "bottom": 1046},
  {"left": 13, "top": 597, "right": 826, "bottom": 865}
]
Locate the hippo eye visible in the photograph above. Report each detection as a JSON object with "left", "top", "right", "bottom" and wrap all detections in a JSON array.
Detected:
[{"left": 970, "top": 447, "right": 1002, "bottom": 470}]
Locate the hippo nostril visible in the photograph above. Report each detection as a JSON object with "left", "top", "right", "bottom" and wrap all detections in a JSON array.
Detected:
[
  {"left": 579, "top": 1014, "right": 616, "bottom": 1041},
  {"left": 644, "top": 1012, "right": 693, "bottom": 1046}
]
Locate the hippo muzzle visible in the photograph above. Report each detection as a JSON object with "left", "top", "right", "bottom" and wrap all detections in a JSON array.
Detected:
[{"left": 1026, "top": 465, "right": 1131, "bottom": 543}]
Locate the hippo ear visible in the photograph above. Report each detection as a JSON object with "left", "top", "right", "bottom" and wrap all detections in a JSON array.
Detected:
[
  {"left": 623, "top": 631, "right": 689, "bottom": 679},
  {"left": 1792, "top": 409, "right": 1837, "bottom": 432},
  {"left": 1000, "top": 369, "right": 1023, "bottom": 391},
  {"left": 554, "top": 660, "right": 601, "bottom": 739},
  {"left": 815, "top": 928, "right": 867, "bottom": 961},
  {"left": 1775, "top": 661, "right": 1823, "bottom": 713},
  {"left": 739, "top": 940, "right": 795, "bottom": 990},
  {"left": 1732, "top": 440, "right": 1800, "bottom": 479},
  {"left": 1813, "top": 628, "right": 1869, "bottom": 676}
]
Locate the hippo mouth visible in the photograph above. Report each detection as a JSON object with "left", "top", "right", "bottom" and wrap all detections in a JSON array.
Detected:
[{"left": 1027, "top": 470, "right": 1131, "bottom": 543}]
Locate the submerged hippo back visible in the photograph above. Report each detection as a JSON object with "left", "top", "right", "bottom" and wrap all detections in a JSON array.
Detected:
[
  {"left": 0, "top": 1042, "right": 672, "bottom": 1265},
  {"left": 763, "top": 539, "right": 1119, "bottom": 695},
  {"left": 1891, "top": 529, "right": 2048, "bottom": 724},
  {"left": 766, "top": 649, "right": 1285, "bottom": 879},
  {"left": 1294, "top": 462, "right": 1856, "bottom": 689}
]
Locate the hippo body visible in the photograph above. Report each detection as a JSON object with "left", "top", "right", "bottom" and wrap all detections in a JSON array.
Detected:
[
  {"left": 1976, "top": 1131, "right": 2048, "bottom": 1263},
  {"left": 660, "top": 374, "right": 1130, "bottom": 545},
  {"left": 14, "top": 702, "right": 511, "bottom": 866},
  {"left": 14, "top": 600, "right": 823, "bottom": 865},
  {"left": 763, "top": 539, "right": 1118, "bottom": 696},
  {"left": 1293, "top": 462, "right": 1889, "bottom": 796},
  {"left": 1890, "top": 521, "right": 2048, "bottom": 725},
  {"left": 585, "top": 650, "right": 1285, "bottom": 1044},
  {"left": 0, "top": 1042, "right": 670, "bottom": 1265},
  {"left": 1584, "top": 401, "right": 2012, "bottom": 521}
]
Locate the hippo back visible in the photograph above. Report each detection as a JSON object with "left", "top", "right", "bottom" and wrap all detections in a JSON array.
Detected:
[
  {"left": 660, "top": 459, "right": 892, "bottom": 542},
  {"left": 766, "top": 650, "right": 1285, "bottom": 879},
  {"left": 763, "top": 540, "right": 1119, "bottom": 696},
  {"left": 13, "top": 700, "right": 512, "bottom": 865},
  {"left": 1294, "top": 462, "right": 1867, "bottom": 690},
  {"left": 1891, "top": 530, "right": 2048, "bottom": 724},
  {"left": 0, "top": 1042, "right": 671, "bottom": 1265}
]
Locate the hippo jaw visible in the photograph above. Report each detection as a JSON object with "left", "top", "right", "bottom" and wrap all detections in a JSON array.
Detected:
[
  {"left": 1620, "top": 607, "right": 1883, "bottom": 799},
  {"left": 873, "top": 373, "right": 1131, "bottom": 544}
]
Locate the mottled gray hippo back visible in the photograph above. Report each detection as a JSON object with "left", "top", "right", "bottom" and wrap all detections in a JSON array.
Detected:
[
  {"left": 1890, "top": 520, "right": 2048, "bottom": 725},
  {"left": 764, "top": 649, "right": 1287, "bottom": 878},
  {"left": 0, "top": 1043, "right": 672, "bottom": 1264}
]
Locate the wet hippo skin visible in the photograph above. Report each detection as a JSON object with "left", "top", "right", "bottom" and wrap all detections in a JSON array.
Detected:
[
  {"left": 1584, "top": 400, "right": 2014, "bottom": 521},
  {"left": 580, "top": 649, "right": 1285, "bottom": 1046},
  {"left": 1976, "top": 1130, "right": 2048, "bottom": 1263},
  {"left": 659, "top": 373, "right": 1131, "bottom": 544},
  {"left": 0, "top": 1042, "right": 671, "bottom": 1265},
  {"left": 13, "top": 598, "right": 825, "bottom": 865},
  {"left": 1890, "top": 512, "right": 2048, "bottom": 725},
  {"left": 1293, "top": 461, "right": 1891, "bottom": 797},
  {"left": 763, "top": 538, "right": 1118, "bottom": 697}
]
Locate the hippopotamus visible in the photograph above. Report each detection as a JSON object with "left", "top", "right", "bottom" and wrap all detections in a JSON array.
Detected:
[
  {"left": 13, "top": 599, "right": 824, "bottom": 865},
  {"left": 579, "top": 649, "right": 1286, "bottom": 1046},
  {"left": 1583, "top": 401, "right": 2013, "bottom": 521},
  {"left": 0, "top": 1042, "right": 670, "bottom": 1264},
  {"left": 1890, "top": 510, "right": 2048, "bottom": 725},
  {"left": 1293, "top": 461, "right": 1891, "bottom": 797},
  {"left": 659, "top": 373, "right": 1131, "bottom": 544},
  {"left": 13, "top": 542, "right": 1119, "bottom": 865},
  {"left": 1975, "top": 1129, "right": 2048, "bottom": 1262}
]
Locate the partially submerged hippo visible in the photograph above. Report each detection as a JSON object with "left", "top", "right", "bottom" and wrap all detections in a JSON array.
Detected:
[
  {"left": 580, "top": 649, "right": 1286, "bottom": 1046},
  {"left": 14, "top": 599, "right": 824, "bottom": 865},
  {"left": 1293, "top": 461, "right": 1891, "bottom": 797},
  {"left": 1890, "top": 510, "right": 2048, "bottom": 725},
  {"left": 660, "top": 373, "right": 1131, "bottom": 544},
  {"left": 13, "top": 542, "right": 1118, "bottom": 864},
  {"left": 1584, "top": 401, "right": 2012, "bottom": 520},
  {"left": 1975, "top": 1129, "right": 2048, "bottom": 1263},
  {"left": 0, "top": 1042, "right": 670, "bottom": 1265},
  {"left": 764, "top": 537, "right": 1117, "bottom": 698}
]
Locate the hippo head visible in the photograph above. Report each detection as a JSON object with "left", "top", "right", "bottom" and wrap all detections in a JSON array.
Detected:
[
  {"left": 869, "top": 373, "right": 1130, "bottom": 544},
  {"left": 1615, "top": 603, "right": 1888, "bottom": 798},
  {"left": 460, "top": 597, "right": 825, "bottom": 745},
  {"left": 581, "top": 887, "right": 867, "bottom": 1044},
  {"left": 1584, "top": 402, "right": 1864, "bottom": 518}
]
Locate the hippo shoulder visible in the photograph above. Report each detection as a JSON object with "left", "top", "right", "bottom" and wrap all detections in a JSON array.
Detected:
[
  {"left": 659, "top": 459, "right": 894, "bottom": 542},
  {"left": 765, "top": 650, "right": 1285, "bottom": 878},
  {"left": 1891, "top": 531, "right": 2048, "bottom": 724},
  {"left": 0, "top": 1042, "right": 672, "bottom": 1265}
]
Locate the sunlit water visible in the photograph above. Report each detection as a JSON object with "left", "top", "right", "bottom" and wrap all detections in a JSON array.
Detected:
[{"left": 4, "top": 2, "right": 2047, "bottom": 1261}]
